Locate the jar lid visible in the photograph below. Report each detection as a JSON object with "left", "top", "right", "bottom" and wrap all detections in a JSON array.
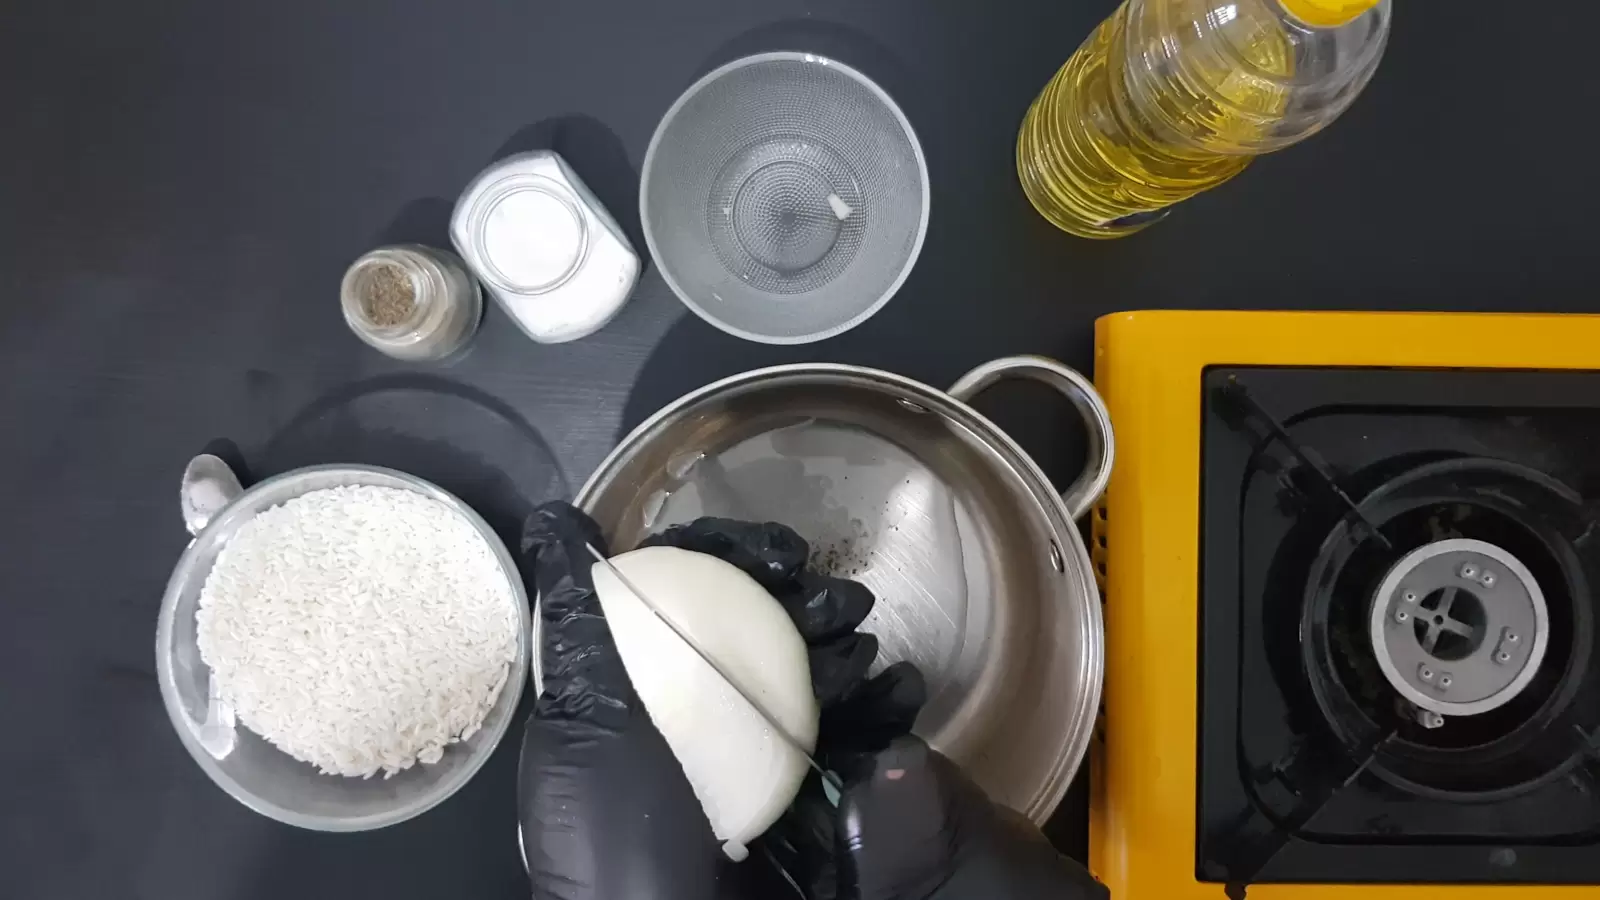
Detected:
[{"left": 470, "top": 175, "right": 590, "bottom": 295}]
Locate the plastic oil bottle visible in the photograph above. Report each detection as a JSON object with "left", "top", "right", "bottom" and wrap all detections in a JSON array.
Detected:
[{"left": 1017, "top": 0, "right": 1390, "bottom": 238}]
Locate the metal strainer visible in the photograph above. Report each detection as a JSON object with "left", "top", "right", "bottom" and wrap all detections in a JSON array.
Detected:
[{"left": 642, "top": 52, "right": 929, "bottom": 344}]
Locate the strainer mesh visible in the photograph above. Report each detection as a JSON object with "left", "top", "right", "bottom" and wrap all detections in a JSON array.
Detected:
[{"left": 645, "top": 54, "right": 926, "bottom": 341}]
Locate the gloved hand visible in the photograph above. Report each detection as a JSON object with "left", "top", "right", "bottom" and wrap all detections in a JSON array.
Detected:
[
  {"left": 517, "top": 503, "right": 923, "bottom": 900},
  {"left": 837, "top": 736, "right": 1109, "bottom": 900},
  {"left": 517, "top": 502, "right": 1107, "bottom": 900}
]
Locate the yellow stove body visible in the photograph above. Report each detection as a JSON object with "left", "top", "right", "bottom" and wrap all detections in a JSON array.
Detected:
[{"left": 1091, "top": 311, "right": 1600, "bottom": 899}]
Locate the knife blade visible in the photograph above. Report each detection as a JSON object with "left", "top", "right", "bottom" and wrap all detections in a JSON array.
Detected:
[{"left": 584, "top": 543, "right": 843, "bottom": 795}]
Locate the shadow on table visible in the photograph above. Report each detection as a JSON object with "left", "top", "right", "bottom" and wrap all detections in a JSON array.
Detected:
[
  {"left": 247, "top": 373, "right": 570, "bottom": 552},
  {"left": 376, "top": 197, "right": 454, "bottom": 249},
  {"left": 613, "top": 288, "right": 976, "bottom": 444},
  {"left": 231, "top": 723, "right": 531, "bottom": 900}
]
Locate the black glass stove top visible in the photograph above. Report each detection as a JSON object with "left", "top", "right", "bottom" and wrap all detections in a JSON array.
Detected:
[{"left": 1198, "top": 367, "right": 1600, "bottom": 894}]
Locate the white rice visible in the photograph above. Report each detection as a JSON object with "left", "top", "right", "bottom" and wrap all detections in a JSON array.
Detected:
[{"left": 195, "top": 484, "right": 518, "bottom": 778}]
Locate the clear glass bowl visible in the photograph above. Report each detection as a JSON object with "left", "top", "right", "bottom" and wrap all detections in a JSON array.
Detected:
[{"left": 155, "top": 464, "right": 531, "bottom": 831}]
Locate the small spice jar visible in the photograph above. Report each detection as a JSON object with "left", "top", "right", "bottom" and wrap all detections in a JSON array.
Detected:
[{"left": 340, "top": 244, "right": 482, "bottom": 362}]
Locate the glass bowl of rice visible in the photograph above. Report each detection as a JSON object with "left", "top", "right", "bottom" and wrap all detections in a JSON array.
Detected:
[{"left": 155, "top": 464, "right": 531, "bottom": 831}]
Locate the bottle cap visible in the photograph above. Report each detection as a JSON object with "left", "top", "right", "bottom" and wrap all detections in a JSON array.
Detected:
[{"left": 1279, "top": 0, "right": 1380, "bottom": 27}]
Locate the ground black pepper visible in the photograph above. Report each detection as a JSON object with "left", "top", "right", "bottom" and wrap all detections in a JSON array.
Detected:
[{"left": 360, "top": 264, "right": 416, "bottom": 328}]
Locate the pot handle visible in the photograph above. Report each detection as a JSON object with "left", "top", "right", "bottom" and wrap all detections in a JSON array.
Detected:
[{"left": 947, "top": 355, "right": 1114, "bottom": 522}]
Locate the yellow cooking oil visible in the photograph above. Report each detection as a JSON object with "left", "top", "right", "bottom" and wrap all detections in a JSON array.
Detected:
[{"left": 1017, "top": 0, "right": 1391, "bottom": 239}]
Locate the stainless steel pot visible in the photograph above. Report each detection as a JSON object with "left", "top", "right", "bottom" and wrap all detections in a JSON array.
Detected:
[{"left": 575, "top": 356, "right": 1112, "bottom": 822}]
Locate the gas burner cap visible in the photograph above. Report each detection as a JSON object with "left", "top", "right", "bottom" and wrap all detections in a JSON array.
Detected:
[{"left": 1369, "top": 538, "right": 1550, "bottom": 719}]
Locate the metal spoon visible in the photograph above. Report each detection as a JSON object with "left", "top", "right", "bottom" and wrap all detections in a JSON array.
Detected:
[{"left": 180, "top": 453, "right": 244, "bottom": 536}]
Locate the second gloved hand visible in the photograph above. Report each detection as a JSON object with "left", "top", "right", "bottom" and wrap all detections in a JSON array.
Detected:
[{"left": 836, "top": 736, "right": 1110, "bottom": 900}]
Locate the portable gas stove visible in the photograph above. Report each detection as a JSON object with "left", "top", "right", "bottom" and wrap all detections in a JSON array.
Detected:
[{"left": 1091, "top": 312, "right": 1600, "bottom": 899}]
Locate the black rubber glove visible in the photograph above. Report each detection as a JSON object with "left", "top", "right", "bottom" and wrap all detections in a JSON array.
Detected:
[
  {"left": 517, "top": 503, "right": 925, "bottom": 900},
  {"left": 837, "top": 736, "right": 1110, "bottom": 900},
  {"left": 516, "top": 503, "right": 724, "bottom": 900}
]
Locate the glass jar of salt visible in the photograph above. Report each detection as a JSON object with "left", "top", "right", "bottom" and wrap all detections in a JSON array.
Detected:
[
  {"left": 340, "top": 244, "right": 482, "bottom": 362},
  {"left": 450, "top": 151, "right": 640, "bottom": 344}
]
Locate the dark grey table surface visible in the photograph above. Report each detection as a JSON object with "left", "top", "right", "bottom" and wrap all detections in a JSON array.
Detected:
[{"left": 4, "top": 1, "right": 1597, "bottom": 897}]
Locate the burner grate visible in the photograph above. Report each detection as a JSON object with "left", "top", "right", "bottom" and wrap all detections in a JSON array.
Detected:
[
  {"left": 1198, "top": 368, "right": 1600, "bottom": 891},
  {"left": 1302, "top": 458, "right": 1593, "bottom": 796}
]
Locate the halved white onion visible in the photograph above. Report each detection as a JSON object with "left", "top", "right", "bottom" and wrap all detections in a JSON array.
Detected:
[{"left": 592, "top": 546, "right": 818, "bottom": 858}]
